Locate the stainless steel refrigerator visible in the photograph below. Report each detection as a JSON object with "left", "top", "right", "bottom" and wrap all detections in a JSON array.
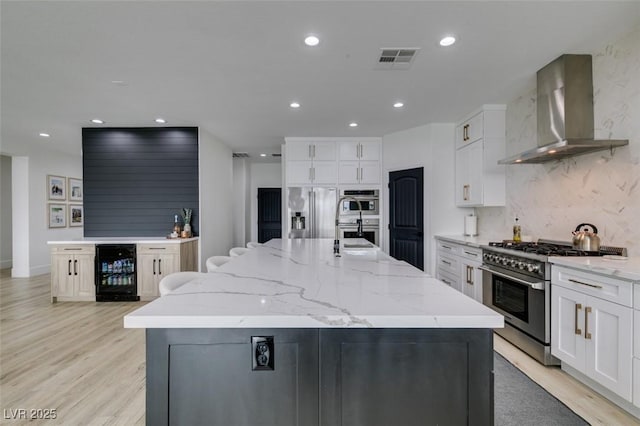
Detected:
[{"left": 287, "top": 187, "right": 337, "bottom": 239}]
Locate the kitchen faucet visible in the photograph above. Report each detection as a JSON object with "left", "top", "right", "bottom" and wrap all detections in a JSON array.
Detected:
[{"left": 334, "top": 196, "right": 363, "bottom": 257}]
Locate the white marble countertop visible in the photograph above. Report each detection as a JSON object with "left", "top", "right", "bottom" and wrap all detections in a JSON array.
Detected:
[
  {"left": 434, "top": 235, "right": 497, "bottom": 248},
  {"left": 549, "top": 256, "right": 640, "bottom": 281},
  {"left": 48, "top": 237, "right": 199, "bottom": 245},
  {"left": 124, "top": 238, "right": 503, "bottom": 329}
]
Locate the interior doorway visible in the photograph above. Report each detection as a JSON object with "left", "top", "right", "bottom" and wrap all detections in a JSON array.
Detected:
[
  {"left": 257, "top": 188, "right": 282, "bottom": 243},
  {"left": 388, "top": 167, "right": 424, "bottom": 270}
]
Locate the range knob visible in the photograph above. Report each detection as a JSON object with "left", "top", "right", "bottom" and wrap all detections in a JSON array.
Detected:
[
  {"left": 527, "top": 263, "right": 540, "bottom": 273},
  {"left": 517, "top": 261, "right": 526, "bottom": 270},
  {"left": 501, "top": 257, "right": 509, "bottom": 266},
  {"left": 509, "top": 259, "right": 517, "bottom": 267}
]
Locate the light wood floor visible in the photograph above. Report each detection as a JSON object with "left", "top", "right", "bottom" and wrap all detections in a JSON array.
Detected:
[{"left": 1, "top": 269, "right": 638, "bottom": 425}]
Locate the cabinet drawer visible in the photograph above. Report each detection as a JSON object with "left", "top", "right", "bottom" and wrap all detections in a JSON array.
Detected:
[
  {"left": 437, "top": 268, "right": 460, "bottom": 290},
  {"left": 635, "top": 284, "right": 640, "bottom": 309},
  {"left": 460, "top": 246, "right": 481, "bottom": 263},
  {"left": 552, "top": 265, "right": 633, "bottom": 307},
  {"left": 138, "top": 244, "right": 180, "bottom": 255},
  {"left": 437, "top": 253, "right": 459, "bottom": 276},
  {"left": 51, "top": 244, "right": 95, "bottom": 255},
  {"left": 436, "top": 240, "right": 461, "bottom": 256}
]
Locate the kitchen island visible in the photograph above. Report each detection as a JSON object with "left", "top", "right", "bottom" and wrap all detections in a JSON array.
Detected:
[{"left": 124, "top": 238, "right": 503, "bottom": 426}]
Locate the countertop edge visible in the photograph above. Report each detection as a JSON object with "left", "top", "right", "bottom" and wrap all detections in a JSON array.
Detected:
[
  {"left": 48, "top": 237, "right": 199, "bottom": 245},
  {"left": 434, "top": 234, "right": 495, "bottom": 248},
  {"left": 549, "top": 256, "right": 640, "bottom": 281}
]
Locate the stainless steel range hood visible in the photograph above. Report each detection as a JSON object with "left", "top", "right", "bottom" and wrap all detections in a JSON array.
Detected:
[{"left": 499, "top": 54, "right": 628, "bottom": 164}]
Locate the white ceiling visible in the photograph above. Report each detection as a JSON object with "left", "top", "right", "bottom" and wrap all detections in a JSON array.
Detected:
[{"left": 2, "top": 1, "right": 639, "bottom": 161}]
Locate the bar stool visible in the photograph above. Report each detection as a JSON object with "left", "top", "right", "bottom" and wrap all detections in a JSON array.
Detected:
[
  {"left": 159, "top": 272, "right": 207, "bottom": 296},
  {"left": 206, "top": 255, "right": 232, "bottom": 272},
  {"left": 229, "top": 247, "right": 250, "bottom": 257},
  {"left": 246, "top": 242, "right": 262, "bottom": 249}
]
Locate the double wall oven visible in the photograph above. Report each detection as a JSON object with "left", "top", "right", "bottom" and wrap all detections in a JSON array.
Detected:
[
  {"left": 338, "top": 189, "right": 380, "bottom": 246},
  {"left": 481, "top": 240, "right": 626, "bottom": 366}
]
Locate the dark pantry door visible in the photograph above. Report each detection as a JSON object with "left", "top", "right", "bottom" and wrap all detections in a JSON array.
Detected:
[
  {"left": 389, "top": 168, "right": 424, "bottom": 270},
  {"left": 257, "top": 188, "right": 282, "bottom": 243}
]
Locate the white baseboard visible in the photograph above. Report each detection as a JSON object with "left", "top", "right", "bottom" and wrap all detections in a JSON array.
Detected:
[{"left": 10, "top": 263, "right": 50, "bottom": 277}]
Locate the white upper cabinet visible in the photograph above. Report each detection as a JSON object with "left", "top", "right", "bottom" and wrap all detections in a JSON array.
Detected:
[
  {"left": 285, "top": 140, "right": 337, "bottom": 185},
  {"left": 455, "top": 105, "right": 506, "bottom": 207},
  {"left": 285, "top": 138, "right": 380, "bottom": 186},
  {"left": 337, "top": 139, "right": 381, "bottom": 185}
]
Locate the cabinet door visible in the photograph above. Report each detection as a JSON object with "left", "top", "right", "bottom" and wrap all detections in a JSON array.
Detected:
[
  {"left": 138, "top": 254, "right": 159, "bottom": 298},
  {"left": 466, "top": 112, "right": 484, "bottom": 145},
  {"left": 286, "top": 161, "right": 313, "bottom": 185},
  {"left": 551, "top": 285, "right": 586, "bottom": 371},
  {"left": 157, "top": 253, "right": 179, "bottom": 279},
  {"left": 461, "top": 261, "right": 483, "bottom": 303},
  {"left": 359, "top": 161, "right": 380, "bottom": 184},
  {"left": 338, "top": 141, "right": 359, "bottom": 161},
  {"left": 338, "top": 161, "right": 359, "bottom": 184},
  {"left": 75, "top": 254, "right": 96, "bottom": 299},
  {"left": 585, "top": 295, "right": 633, "bottom": 401},
  {"left": 466, "top": 140, "right": 484, "bottom": 205},
  {"left": 455, "top": 146, "right": 469, "bottom": 206},
  {"left": 311, "top": 142, "right": 336, "bottom": 161},
  {"left": 358, "top": 141, "right": 380, "bottom": 161},
  {"left": 311, "top": 162, "right": 337, "bottom": 185},
  {"left": 286, "top": 143, "right": 313, "bottom": 161},
  {"left": 634, "top": 358, "right": 640, "bottom": 407},
  {"left": 52, "top": 254, "right": 75, "bottom": 298}
]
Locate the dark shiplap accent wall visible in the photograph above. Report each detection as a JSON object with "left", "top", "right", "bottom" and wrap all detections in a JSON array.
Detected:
[{"left": 82, "top": 127, "right": 199, "bottom": 237}]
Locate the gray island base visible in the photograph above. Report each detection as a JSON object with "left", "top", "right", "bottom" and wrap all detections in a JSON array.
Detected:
[
  {"left": 147, "top": 327, "right": 493, "bottom": 426},
  {"left": 124, "top": 239, "right": 502, "bottom": 426}
]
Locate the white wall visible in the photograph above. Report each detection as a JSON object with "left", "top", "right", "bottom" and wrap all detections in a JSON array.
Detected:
[
  {"left": 10, "top": 150, "right": 84, "bottom": 277},
  {"left": 476, "top": 25, "right": 640, "bottom": 256},
  {"left": 0, "top": 155, "right": 12, "bottom": 269},
  {"left": 232, "top": 158, "right": 247, "bottom": 247},
  {"left": 199, "top": 129, "right": 234, "bottom": 270},
  {"left": 382, "top": 123, "right": 470, "bottom": 275},
  {"left": 249, "top": 162, "right": 282, "bottom": 243}
]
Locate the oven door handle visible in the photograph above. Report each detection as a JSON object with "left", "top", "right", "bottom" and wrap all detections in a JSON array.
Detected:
[{"left": 479, "top": 266, "right": 546, "bottom": 290}]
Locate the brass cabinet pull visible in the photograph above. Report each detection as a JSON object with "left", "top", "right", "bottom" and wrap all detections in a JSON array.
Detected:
[
  {"left": 574, "top": 303, "right": 582, "bottom": 335},
  {"left": 441, "top": 260, "right": 451, "bottom": 266},
  {"left": 585, "top": 306, "right": 592, "bottom": 339},
  {"left": 568, "top": 278, "right": 603, "bottom": 289},
  {"left": 359, "top": 167, "right": 363, "bottom": 182},
  {"left": 462, "top": 124, "right": 469, "bottom": 141},
  {"left": 463, "top": 184, "right": 470, "bottom": 201},
  {"left": 468, "top": 266, "right": 474, "bottom": 285}
]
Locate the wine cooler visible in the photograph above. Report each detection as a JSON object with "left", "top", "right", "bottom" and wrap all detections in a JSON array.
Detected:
[{"left": 95, "top": 244, "right": 139, "bottom": 301}]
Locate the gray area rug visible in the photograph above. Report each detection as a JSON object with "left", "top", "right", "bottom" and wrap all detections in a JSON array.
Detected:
[{"left": 494, "top": 352, "right": 588, "bottom": 426}]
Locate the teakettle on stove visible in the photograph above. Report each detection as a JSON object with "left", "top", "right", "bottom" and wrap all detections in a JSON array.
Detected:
[{"left": 572, "top": 223, "right": 600, "bottom": 252}]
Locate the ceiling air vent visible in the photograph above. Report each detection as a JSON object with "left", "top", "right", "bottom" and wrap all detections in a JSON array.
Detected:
[
  {"left": 375, "top": 48, "right": 419, "bottom": 70},
  {"left": 232, "top": 152, "right": 249, "bottom": 158},
  {"left": 271, "top": 153, "right": 282, "bottom": 157}
]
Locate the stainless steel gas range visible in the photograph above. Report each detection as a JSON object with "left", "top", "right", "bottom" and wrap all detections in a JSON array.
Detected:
[{"left": 480, "top": 239, "right": 626, "bottom": 366}]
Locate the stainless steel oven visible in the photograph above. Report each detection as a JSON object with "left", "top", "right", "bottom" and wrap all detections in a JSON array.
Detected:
[
  {"left": 481, "top": 264, "right": 553, "bottom": 364},
  {"left": 338, "top": 218, "right": 379, "bottom": 246},
  {"left": 339, "top": 189, "right": 379, "bottom": 216}
]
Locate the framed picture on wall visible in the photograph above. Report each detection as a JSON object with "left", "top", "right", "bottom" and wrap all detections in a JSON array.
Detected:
[
  {"left": 48, "top": 204, "right": 67, "bottom": 228},
  {"left": 68, "top": 177, "right": 83, "bottom": 201},
  {"left": 47, "top": 175, "right": 66, "bottom": 200},
  {"left": 69, "top": 204, "right": 84, "bottom": 227}
]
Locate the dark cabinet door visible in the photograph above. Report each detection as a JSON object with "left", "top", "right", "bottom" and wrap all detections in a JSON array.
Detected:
[{"left": 258, "top": 188, "right": 282, "bottom": 243}]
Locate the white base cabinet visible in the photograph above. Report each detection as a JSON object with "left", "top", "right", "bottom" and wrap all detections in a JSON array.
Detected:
[
  {"left": 551, "top": 265, "right": 633, "bottom": 402},
  {"left": 435, "top": 238, "right": 483, "bottom": 302},
  {"left": 51, "top": 245, "right": 96, "bottom": 302}
]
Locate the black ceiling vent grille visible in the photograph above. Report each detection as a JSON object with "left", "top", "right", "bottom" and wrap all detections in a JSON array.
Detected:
[
  {"left": 376, "top": 48, "right": 419, "bottom": 70},
  {"left": 232, "top": 152, "right": 249, "bottom": 158},
  {"left": 271, "top": 153, "right": 282, "bottom": 157}
]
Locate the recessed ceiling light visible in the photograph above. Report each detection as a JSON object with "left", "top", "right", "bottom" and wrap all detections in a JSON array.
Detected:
[
  {"left": 90, "top": 119, "right": 104, "bottom": 124},
  {"left": 260, "top": 153, "right": 267, "bottom": 157},
  {"left": 349, "top": 122, "right": 358, "bottom": 128},
  {"left": 304, "top": 35, "right": 320, "bottom": 47},
  {"left": 290, "top": 102, "right": 300, "bottom": 108},
  {"left": 155, "top": 118, "right": 166, "bottom": 124},
  {"left": 393, "top": 102, "right": 404, "bottom": 108},
  {"left": 439, "top": 36, "right": 456, "bottom": 47},
  {"left": 548, "top": 150, "right": 557, "bottom": 154},
  {"left": 39, "top": 133, "right": 50, "bottom": 137},
  {"left": 515, "top": 159, "right": 523, "bottom": 163}
]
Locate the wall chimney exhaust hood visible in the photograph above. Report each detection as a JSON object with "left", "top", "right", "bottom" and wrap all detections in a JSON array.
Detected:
[{"left": 499, "top": 54, "right": 628, "bottom": 164}]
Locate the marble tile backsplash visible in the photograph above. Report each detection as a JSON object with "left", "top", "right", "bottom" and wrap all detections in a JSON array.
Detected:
[{"left": 477, "top": 25, "right": 640, "bottom": 256}]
